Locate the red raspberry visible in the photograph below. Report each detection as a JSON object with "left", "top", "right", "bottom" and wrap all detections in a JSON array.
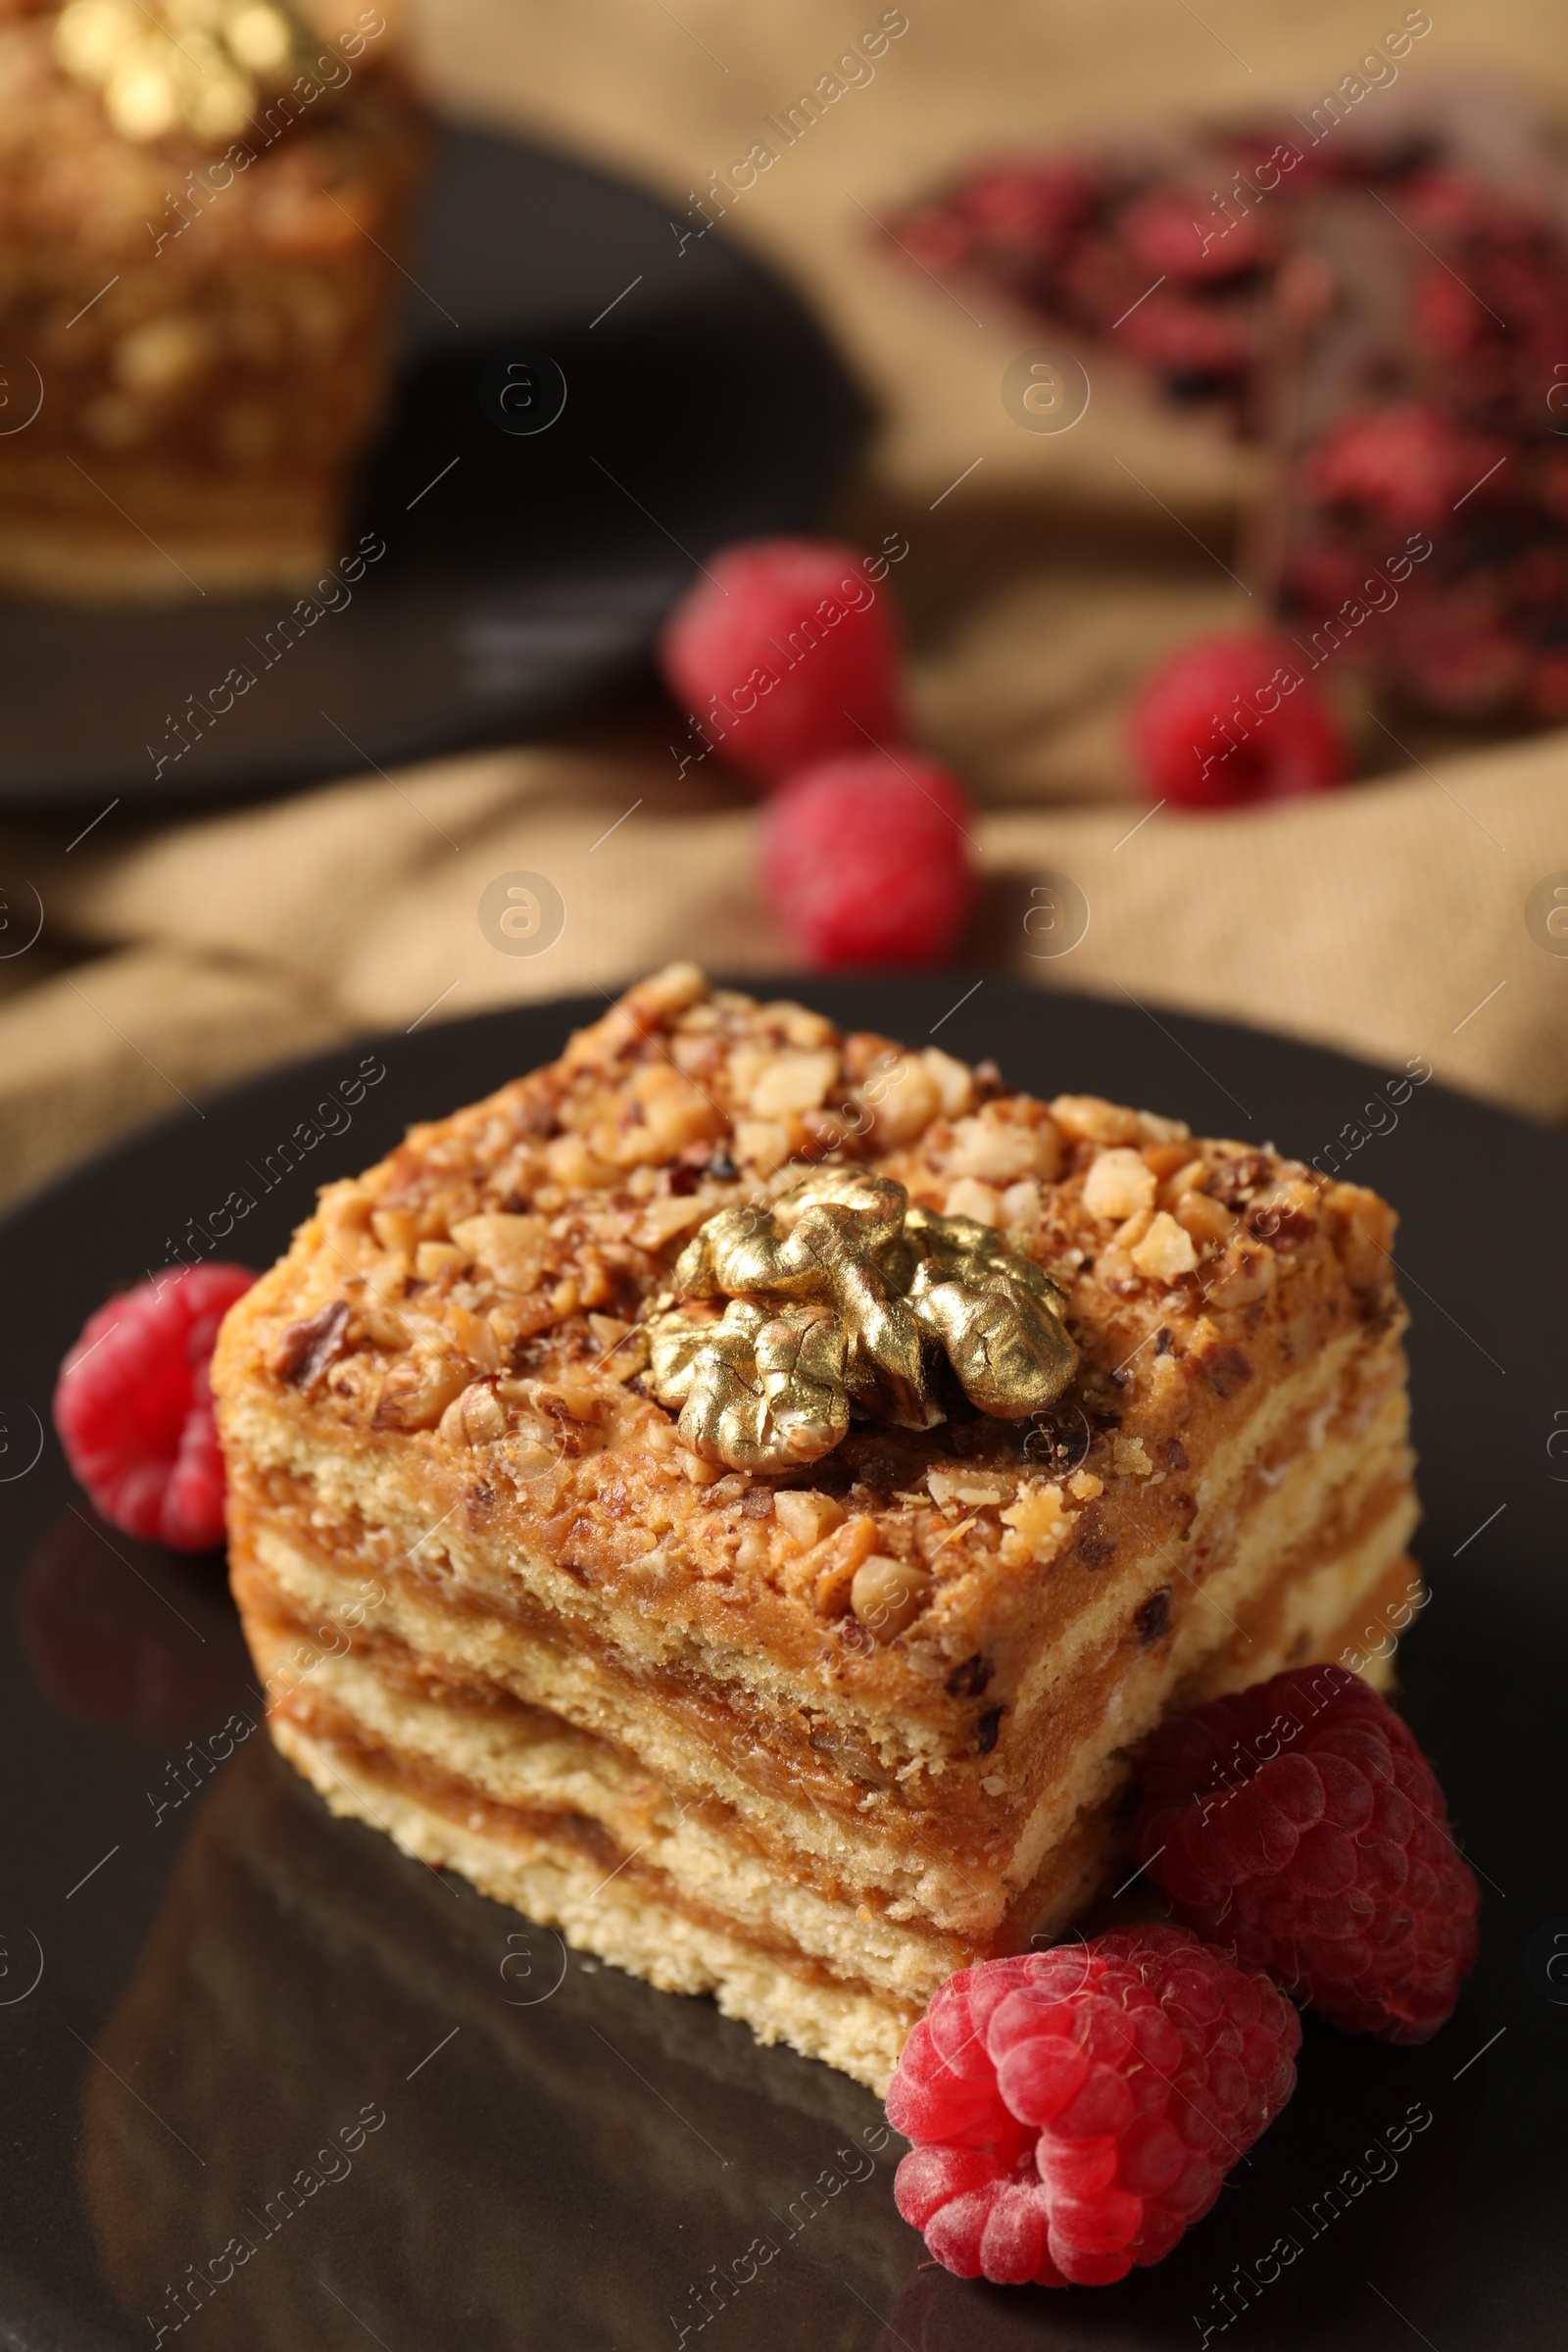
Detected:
[
  {"left": 1128, "top": 630, "right": 1348, "bottom": 809},
  {"left": 887, "top": 1927, "right": 1299, "bottom": 2288},
  {"left": 53, "top": 1263, "right": 254, "bottom": 1551},
  {"left": 657, "top": 536, "right": 906, "bottom": 781},
  {"left": 888, "top": 1953, "right": 1067, "bottom": 2287},
  {"left": 1132, "top": 1665, "right": 1481, "bottom": 2043},
  {"left": 759, "top": 751, "right": 976, "bottom": 968}
]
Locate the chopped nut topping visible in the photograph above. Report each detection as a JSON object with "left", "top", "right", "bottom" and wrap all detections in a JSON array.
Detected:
[
  {"left": 773, "top": 1491, "right": 845, "bottom": 1549},
  {"left": 1111, "top": 1206, "right": 1153, "bottom": 1255},
  {"left": 415, "top": 1241, "right": 466, "bottom": 1281},
  {"left": 850, "top": 1553, "right": 932, "bottom": 1642},
  {"left": 451, "top": 1213, "right": 553, "bottom": 1293},
  {"left": 776, "top": 1003, "right": 836, "bottom": 1050},
  {"left": 1173, "top": 1190, "right": 1235, "bottom": 1250},
  {"left": 1207, "top": 1243, "right": 1278, "bottom": 1309},
  {"left": 1130, "top": 1209, "right": 1199, "bottom": 1282},
  {"left": 813, "top": 1512, "right": 879, "bottom": 1613},
  {"left": 1159, "top": 1157, "right": 1211, "bottom": 1202},
  {"left": 544, "top": 1136, "right": 616, "bottom": 1191},
  {"left": 944, "top": 1176, "right": 1001, "bottom": 1227},
  {"left": 629, "top": 1192, "right": 725, "bottom": 1251},
  {"left": 855, "top": 1053, "right": 940, "bottom": 1148},
  {"left": 625, "top": 961, "right": 708, "bottom": 1020},
  {"left": 630, "top": 1062, "right": 726, "bottom": 1157},
  {"left": 999, "top": 1178, "right": 1042, "bottom": 1230},
  {"left": 999, "top": 1479, "right": 1066, "bottom": 1565},
  {"left": 438, "top": 1382, "right": 507, "bottom": 1447},
  {"left": 749, "top": 1050, "right": 839, "bottom": 1117},
  {"left": 921, "top": 1046, "right": 974, "bottom": 1119},
  {"left": 734, "top": 1526, "right": 769, "bottom": 1572},
  {"left": 270, "top": 1298, "right": 349, "bottom": 1389},
  {"left": 731, "top": 1118, "right": 791, "bottom": 1175},
  {"left": 374, "top": 1352, "right": 469, "bottom": 1431},
  {"left": 1052, "top": 1095, "right": 1145, "bottom": 1147},
  {"left": 629, "top": 964, "right": 710, "bottom": 1020},
  {"left": 235, "top": 966, "right": 1410, "bottom": 1658},
  {"left": 353, "top": 1286, "right": 410, "bottom": 1351},
  {"left": 370, "top": 1206, "right": 419, "bottom": 1255},
  {"left": 1082, "top": 1148, "right": 1158, "bottom": 1221},
  {"left": 945, "top": 1113, "right": 1059, "bottom": 1184},
  {"left": 927, "top": 1470, "right": 1010, "bottom": 1509}
]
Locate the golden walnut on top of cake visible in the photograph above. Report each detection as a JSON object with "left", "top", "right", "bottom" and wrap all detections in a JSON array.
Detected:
[
  {"left": 213, "top": 964, "right": 1421, "bottom": 2092},
  {"left": 0, "top": 0, "right": 426, "bottom": 600}
]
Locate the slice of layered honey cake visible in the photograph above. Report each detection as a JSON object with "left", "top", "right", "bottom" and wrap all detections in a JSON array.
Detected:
[{"left": 213, "top": 965, "right": 1420, "bottom": 2091}]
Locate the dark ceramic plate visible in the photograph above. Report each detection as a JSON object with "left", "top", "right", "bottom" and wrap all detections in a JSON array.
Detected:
[
  {"left": 0, "top": 979, "right": 1562, "bottom": 2352},
  {"left": 0, "top": 125, "right": 863, "bottom": 811}
]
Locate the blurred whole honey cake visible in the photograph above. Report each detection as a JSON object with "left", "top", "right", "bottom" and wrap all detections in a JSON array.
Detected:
[
  {"left": 0, "top": 0, "right": 426, "bottom": 600},
  {"left": 213, "top": 966, "right": 1421, "bottom": 2093}
]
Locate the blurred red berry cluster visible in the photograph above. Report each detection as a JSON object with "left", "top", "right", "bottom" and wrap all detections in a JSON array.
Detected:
[
  {"left": 892, "top": 122, "right": 1400, "bottom": 418},
  {"left": 890, "top": 105, "right": 1568, "bottom": 727},
  {"left": 1280, "top": 169, "right": 1568, "bottom": 721}
]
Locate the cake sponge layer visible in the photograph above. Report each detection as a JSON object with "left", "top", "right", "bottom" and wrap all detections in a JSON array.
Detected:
[{"left": 245, "top": 1538, "right": 1417, "bottom": 2088}]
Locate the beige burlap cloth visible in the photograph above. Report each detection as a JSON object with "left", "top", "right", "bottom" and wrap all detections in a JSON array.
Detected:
[{"left": 2, "top": 0, "right": 1565, "bottom": 1202}]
